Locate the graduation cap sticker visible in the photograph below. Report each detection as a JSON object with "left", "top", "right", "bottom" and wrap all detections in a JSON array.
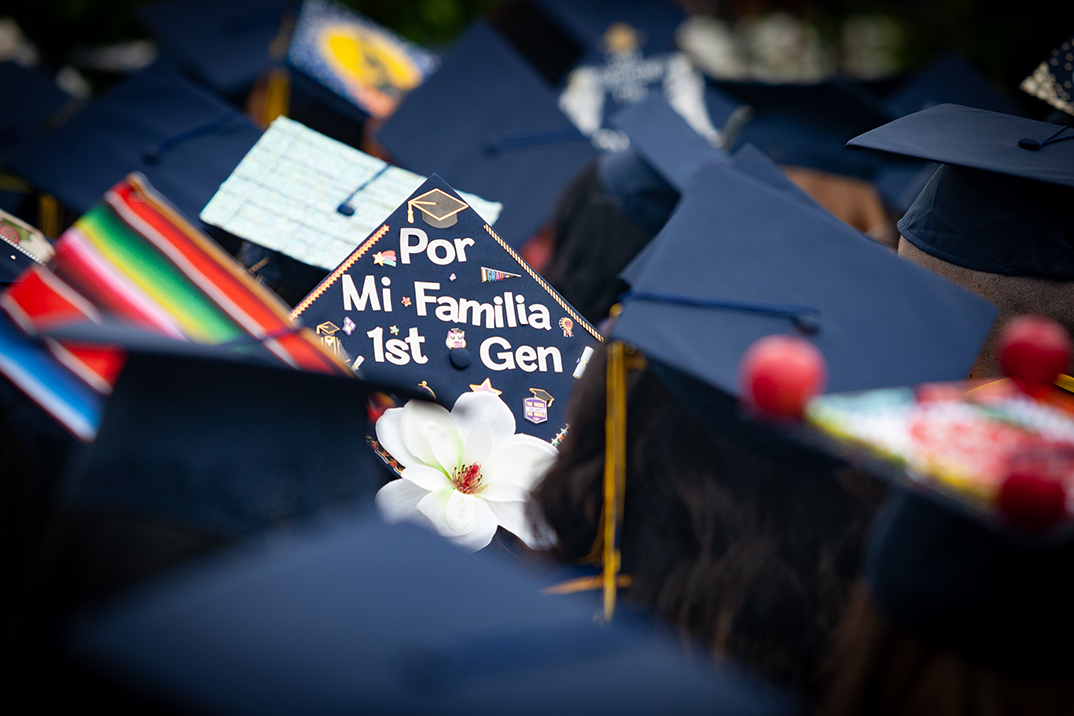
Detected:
[
  {"left": 292, "top": 174, "right": 601, "bottom": 443},
  {"left": 407, "top": 188, "right": 467, "bottom": 228}
]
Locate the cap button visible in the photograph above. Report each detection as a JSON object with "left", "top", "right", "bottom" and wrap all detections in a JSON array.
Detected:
[
  {"left": 1018, "top": 137, "right": 1042, "bottom": 150},
  {"left": 336, "top": 203, "right": 355, "bottom": 216},
  {"left": 449, "top": 348, "right": 472, "bottom": 369}
]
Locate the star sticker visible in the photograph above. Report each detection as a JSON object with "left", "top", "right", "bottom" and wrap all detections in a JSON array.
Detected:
[
  {"left": 390, "top": 325, "right": 399, "bottom": 335},
  {"left": 469, "top": 378, "right": 502, "bottom": 396},
  {"left": 373, "top": 252, "right": 387, "bottom": 266},
  {"left": 401, "top": 296, "right": 412, "bottom": 307},
  {"left": 449, "top": 273, "right": 456, "bottom": 281}
]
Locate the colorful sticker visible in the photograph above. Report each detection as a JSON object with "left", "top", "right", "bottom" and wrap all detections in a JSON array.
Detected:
[
  {"left": 469, "top": 377, "right": 502, "bottom": 396},
  {"left": 401, "top": 296, "right": 412, "bottom": 307},
  {"left": 559, "top": 317, "right": 574, "bottom": 337},
  {"left": 389, "top": 325, "right": 399, "bottom": 335},
  {"left": 373, "top": 250, "right": 397, "bottom": 266},
  {"left": 446, "top": 327, "right": 466, "bottom": 349},
  {"left": 480, "top": 266, "right": 521, "bottom": 283},
  {"left": 342, "top": 316, "right": 356, "bottom": 335},
  {"left": 417, "top": 380, "right": 436, "bottom": 399},
  {"left": 524, "top": 395, "right": 549, "bottom": 424}
]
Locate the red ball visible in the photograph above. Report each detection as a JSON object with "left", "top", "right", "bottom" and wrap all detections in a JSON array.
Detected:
[
  {"left": 739, "top": 335, "right": 827, "bottom": 420},
  {"left": 997, "top": 471, "right": 1068, "bottom": 531},
  {"left": 998, "top": 315, "right": 1071, "bottom": 387}
]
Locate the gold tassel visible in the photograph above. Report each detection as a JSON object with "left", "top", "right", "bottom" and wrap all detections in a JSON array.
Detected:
[
  {"left": 601, "top": 340, "right": 628, "bottom": 621},
  {"left": 261, "top": 67, "right": 291, "bottom": 127},
  {"left": 38, "top": 193, "right": 61, "bottom": 239}
]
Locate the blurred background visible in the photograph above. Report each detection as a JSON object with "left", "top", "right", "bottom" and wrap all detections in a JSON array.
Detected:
[{"left": 3, "top": 0, "right": 1073, "bottom": 110}]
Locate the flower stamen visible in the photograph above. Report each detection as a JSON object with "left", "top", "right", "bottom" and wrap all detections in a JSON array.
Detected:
[{"left": 452, "top": 463, "right": 483, "bottom": 495}]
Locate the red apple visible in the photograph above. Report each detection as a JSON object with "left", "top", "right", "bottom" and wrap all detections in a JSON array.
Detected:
[
  {"left": 997, "top": 471, "right": 1067, "bottom": 531},
  {"left": 998, "top": 315, "right": 1071, "bottom": 388},
  {"left": 739, "top": 335, "right": 827, "bottom": 419}
]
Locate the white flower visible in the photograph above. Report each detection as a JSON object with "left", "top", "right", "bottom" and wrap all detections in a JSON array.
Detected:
[{"left": 374, "top": 391, "right": 558, "bottom": 551}]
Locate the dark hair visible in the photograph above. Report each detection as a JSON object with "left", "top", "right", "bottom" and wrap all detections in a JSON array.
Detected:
[
  {"left": 532, "top": 341, "right": 885, "bottom": 693},
  {"left": 819, "top": 585, "right": 1074, "bottom": 716}
]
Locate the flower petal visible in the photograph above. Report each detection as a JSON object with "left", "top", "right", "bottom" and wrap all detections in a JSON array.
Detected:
[
  {"left": 444, "top": 490, "right": 478, "bottom": 532},
  {"left": 462, "top": 421, "right": 493, "bottom": 468},
  {"left": 375, "top": 479, "right": 430, "bottom": 524},
  {"left": 481, "top": 434, "right": 559, "bottom": 489},
  {"left": 479, "top": 480, "right": 530, "bottom": 503},
  {"left": 401, "top": 464, "right": 451, "bottom": 492},
  {"left": 400, "top": 399, "right": 462, "bottom": 469},
  {"left": 417, "top": 487, "right": 456, "bottom": 534},
  {"left": 374, "top": 406, "right": 421, "bottom": 469},
  {"left": 451, "top": 392, "right": 515, "bottom": 451},
  {"left": 486, "top": 500, "right": 539, "bottom": 548},
  {"left": 424, "top": 420, "right": 461, "bottom": 474},
  {"left": 450, "top": 499, "right": 499, "bottom": 552}
]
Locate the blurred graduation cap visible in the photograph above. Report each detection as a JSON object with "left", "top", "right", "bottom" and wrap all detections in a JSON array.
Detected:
[
  {"left": 804, "top": 379, "right": 1074, "bottom": 673},
  {"left": 717, "top": 78, "right": 893, "bottom": 180},
  {"left": 619, "top": 143, "right": 821, "bottom": 288},
  {"left": 1021, "top": 34, "right": 1074, "bottom": 118},
  {"left": 0, "top": 61, "right": 73, "bottom": 213},
  {"left": 848, "top": 104, "right": 1074, "bottom": 278},
  {"left": 614, "top": 159, "right": 997, "bottom": 398},
  {"left": 376, "top": 22, "right": 598, "bottom": 248},
  {"left": 287, "top": 0, "right": 437, "bottom": 122},
  {"left": 138, "top": 0, "right": 291, "bottom": 99},
  {"left": 6, "top": 63, "right": 263, "bottom": 232},
  {"left": 872, "top": 54, "right": 1026, "bottom": 214},
  {"left": 533, "top": 0, "right": 686, "bottom": 67},
  {"left": 69, "top": 515, "right": 793, "bottom": 715},
  {"left": 291, "top": 173, "right": 601, "bottom": 444}
]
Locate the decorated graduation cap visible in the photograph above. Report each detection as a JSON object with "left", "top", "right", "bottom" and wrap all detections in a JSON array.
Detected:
[
  {"left": 287, "top": 0, "right": 437, "bottom": 121},
  {"left": 614, "top": 160, "right": 996, "bottom": 399},
  {"left": 292, "top": 174, "right": 601, "bottom": 445},
  {"left": 376, "top": 22, "right": 598, "bottom": 248},
  {"left": 806, "top": 363, "right": 1074, "bottom": 671},
  {"left": 848, "top": 104, "right": 1074, "bottom": 278},
  {"left": 717, "top": 78, "right": 892, "bottom": 179},
  {"left": 138, "top": 0, "right": 291, "bottom": 98},
  {"left": 69, "top": 516, "right": 794, "bottom": 715},
  {"left": 1022, "top": 33, "right": 1074, "bottom": 117},
  {"left": 0, "top": 209, "right": 50, "bottom": 286},
  {"left": 873, "top": 54, "right": 1026, "bottom": 214},
  {"left": 6, "top": 63, "right": 263, "bottom": 228}
]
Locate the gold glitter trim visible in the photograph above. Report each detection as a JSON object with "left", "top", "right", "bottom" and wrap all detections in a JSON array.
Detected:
[
  {"left": 482, "top": 224, "right": 603, "bottom": 342},
  {"left": 291, "top": 224, "right": 390, "bottom": 319}
]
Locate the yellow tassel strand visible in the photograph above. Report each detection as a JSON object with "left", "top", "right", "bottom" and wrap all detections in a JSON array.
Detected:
[
  {"left": 601, "top": 340, "right": 628, "bottom": 621},
  {"left": 38, "top": 194, "right": 61, "bottom": 239}
]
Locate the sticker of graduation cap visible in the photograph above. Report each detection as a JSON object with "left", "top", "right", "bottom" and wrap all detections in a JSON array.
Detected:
[{"left": 292, "top": 174, "right": 602, "bottom": 443}]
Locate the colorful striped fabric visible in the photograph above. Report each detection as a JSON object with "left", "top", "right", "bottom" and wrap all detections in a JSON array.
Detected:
[{"left": 0, "top": 172, "right": 348, "bottom": 440}]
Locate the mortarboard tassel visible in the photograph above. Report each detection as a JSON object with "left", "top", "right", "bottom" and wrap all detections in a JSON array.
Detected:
[
  {"left": 261, "top": 67, "right": 291, "bottom": 127},
  {"left": 601, "top": 339, "right": 628, "bottom": 621}
]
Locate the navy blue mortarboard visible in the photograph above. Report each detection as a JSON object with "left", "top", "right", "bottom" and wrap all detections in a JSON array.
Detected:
[
  {"left": 0, "top": 61, "right": 72, "bottom": 214},
  {"left": 6, "top": 63, "right": 263, "bottom": 228},
  {"left": 609, "top": 92, "right": 734, "bottom": 192},
  {"left": 718, "top": 78, "right": 892, "bottom": 180},
  {"left": 291, "top": 173, "right": 600, "bottom": 444},
  {"left": 619, "top": 143, "right": 820, "bottom": 288},
  {"left": 614, "top": 160, "right": 997, "bottom": 397},
  {"left": 70, "top": 516, "right": 793, "bottom": 715},
  {"left": 534, "top": 0, "right": 685, "bottom": 67},
  {"left": 873, "top": 54, "right": 1026, "bottom": 214},
  {"left": 376, "top": 22, "right": 598, "bottom": 248},
  {"left": 287, "top": 0, "right": 437, "bottom": 122},
  {"left": 0, "top": 61, "right": 70, "bottom": 163},
  {"left": 848, "top": 104, "right": 1074, "bottom": 278},
  {"left": 1022, "top": 34, "right": 1074, "bottom": 117},
  {"left": 138, "top": 0, "right": 290, "bottom": 98}
]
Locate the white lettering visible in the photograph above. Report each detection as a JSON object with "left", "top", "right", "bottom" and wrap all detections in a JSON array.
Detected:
[
  {"left": 414, "top": 281, "right": 440, "bottom": 316},
  {"left": 480, "top": 336, "right": 515, "bottom": 371},
  {"left": 343, "top": 274, "right": 381, "bottom": 311},
  {"left": 426, "top": 238, "right": 456, "bottom": 265},
  {"left": 528, "top": 303, "right": 552, "bottom": 330},
  {"left": 400, "top": 228, "right": 428, "bottom": 264},
  {"left": 453, "top": 237, "right": 474, "bottom": 262}
]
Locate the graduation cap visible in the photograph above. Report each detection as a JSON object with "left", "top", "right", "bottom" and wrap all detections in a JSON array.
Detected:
[
  {"left": 376, "top": 21, "right": 598, "bottom": 248},
  {"left": 69, "top": 515, "right": 794, "bottom": 715},
  {"left": 0, "top": 208, "right": 49, "bottom": 286},
  {"left": 533, "top": 0, "right": 686, "bottom": 67},
  {"left": 287, "top": 0, "right": 438, "bottom": 120},
  {"left": 138, "top": 0, "right": 291, "bottom": 98},
  {"left": 804, "top": 379, "right": 1074, "bottom": 673},
  {"left": 1021, "top": 34, "right": 1074, "bottom": 117},
  {"left": 613, "top": 159, "right": 997, "bottom": 398},
  {"left": 872, "top": 54, "right": 1026, "bottom": 214},
  {"left": 847, "top": 104, "right": 1074, "bottom": 278},
  {"left": 717, "top": 78, "right": 893, "bottom": 180},
  {"left": 5, "top": 63, "right": 263, "bottom": 228},
  {"left": 291, "top": 173, "right": 601, "bottom": 445}
]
